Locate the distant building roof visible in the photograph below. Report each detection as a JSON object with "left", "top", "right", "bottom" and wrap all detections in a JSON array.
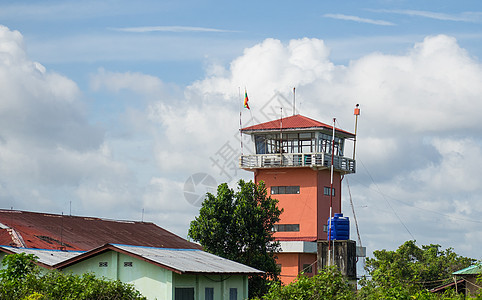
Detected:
[
  {"left": 55, "top": 243, "right": 264, "bottom": 275},
  {"left": 0, "top": 210, "right": 201, "bottom": 251},
  {"left": 241, "top": 114, "right": 355, "bottom": 137},
  {"left": 453, "top": 264, "right": 482, "bottom": 275},
  {"left": 0, "top": 246, "right": 83, "bottom": 269}
]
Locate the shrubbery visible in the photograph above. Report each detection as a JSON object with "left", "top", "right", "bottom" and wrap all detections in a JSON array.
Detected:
[{"left": 0, "top": 253, "right": 146, "bottom": 300}]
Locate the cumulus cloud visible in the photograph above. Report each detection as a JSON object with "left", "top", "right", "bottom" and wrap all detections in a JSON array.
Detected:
[
  {"left": 2, "top": 22, "right": 482, "bottom": 258},
  {"left": 0, "top": 25, "right": 135, "bottom": 217},
  {"left": 175, "top": 34, "right": 482, "bottom": 256}
]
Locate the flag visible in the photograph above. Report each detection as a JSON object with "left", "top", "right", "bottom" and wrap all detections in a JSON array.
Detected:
[{"left": 244, "top": 89, "right": 250, "bottom": 109}]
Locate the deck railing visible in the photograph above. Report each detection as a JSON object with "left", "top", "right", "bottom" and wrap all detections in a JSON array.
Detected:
[{"left": 239, "top": 153, "right": 355, "bottom": 173}]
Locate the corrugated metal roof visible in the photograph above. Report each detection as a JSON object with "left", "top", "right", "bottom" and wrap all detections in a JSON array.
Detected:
[
  {"left": 0, "top": 210, "right": 202, "bottom": 251},
  {"left": 241, "top": 114, "right": 355, "bottom": 137},
  {"left": 56, "top": 243, "right": 263, "bottom": 275},
  {"left": 113, "top": 244, "right": 263, "bottom": 274},
  {"left": 0, "top": 246, "right": 84, "bottom": 268},
  {"left": 453, "top": 264, "right": 482, "bottom": 275}
]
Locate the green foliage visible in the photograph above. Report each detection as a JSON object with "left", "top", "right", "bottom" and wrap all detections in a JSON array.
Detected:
[
  {"left": 259, "top": 266, "right": 354, "bottom": 300},
  {"left": 188, "top": 180, "right": 283, "bottom": 298},
  {"left": 0, "top": 253, "right": 146, "bottom": 300},
  {"left": 0, "top": 252, "right": 39, "bottom": 281},
  {"left": 358, "top": 240, "right": 475, "bottom": 300}
]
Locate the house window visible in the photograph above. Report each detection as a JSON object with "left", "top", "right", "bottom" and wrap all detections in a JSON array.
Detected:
[
  {"left": 303, "top": 264, "right": 313, "bottom": 273},
  {"left": 175, "top": 287, "right": 194, "bottom": 300},
  {"left": 323, "top": 187, "right": 335, "bottom": 196},
  {"left": 124, "top": 262, "right": 133, "bottom": 267},
  {"left": 205, "top": 287, "right": 214, "bottom": 300},
  {"left": 271, "top": 186, "right": 300, "bottom": 195},
  {"left": 98, "top": 262, "right": 108, "bottom": 267},
  {"left": 273, "top": 224, "right": 300, "bottom": 232},
  {"left": 229, "top": 288, "right": 237, "bottom": 300}
]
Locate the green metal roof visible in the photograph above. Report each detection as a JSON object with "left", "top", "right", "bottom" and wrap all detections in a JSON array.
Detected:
[{"left": 453, "top": 264, "right": 482, "bottom": 275}]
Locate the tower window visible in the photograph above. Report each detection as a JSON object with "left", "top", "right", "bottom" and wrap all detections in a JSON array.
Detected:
[
  {"left": 303, "top": 264, "right": 313, "bottom": 273},
  {"left": 273, "top": 224, "right": 300, "bottom": 232},
  {"left": 323, "top": 187, "right": 335, "bottom": 196},
  {"left": 271, "top": 186, "right": 300, "bottom": 195}
]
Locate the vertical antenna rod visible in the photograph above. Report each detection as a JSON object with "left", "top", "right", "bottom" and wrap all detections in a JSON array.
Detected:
[
  {"left": 280, "top": 107, "right": 283, "bottom": 165},
  {"left": 328, "top": 117, "right": 336, "bottom": 266},
  {"left": 292, "top": 87, "right": 296, "bottom": 116},
  {"left": 353, "top": 104, "right": 360, "bottom": 161}
]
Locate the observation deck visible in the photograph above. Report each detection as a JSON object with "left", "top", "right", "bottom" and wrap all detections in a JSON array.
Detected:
[
  {"left": 240, "top": 152, "right": 355, "bottom": 173},
  {"left": 239, "top": 114, "right": 356, "bottom": 174}
]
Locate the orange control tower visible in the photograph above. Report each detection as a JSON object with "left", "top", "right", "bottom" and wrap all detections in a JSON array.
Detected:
[{"left": 240, "top": 114, "right": 356, "bottom": 284}]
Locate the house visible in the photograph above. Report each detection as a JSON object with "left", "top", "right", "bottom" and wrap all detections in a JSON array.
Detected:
[
  {"left": 453, "top": 264, "right": 482, "bottom": 296},
  {"left": 0, "top": 209, "right": 201, "bottom": 251},
  {"left": 54, "top": 243, "right": 263, "bottom": 300},
  {"left": 0, "top": 210, "right": 263, "bottom": 299},
  {"left": 430, "top": 265, "right": 482, "bottom": 297}
]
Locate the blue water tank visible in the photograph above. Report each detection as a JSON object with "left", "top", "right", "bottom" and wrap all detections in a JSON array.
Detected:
[{"left": 327, "top": 213, "right": 350, "bottom": 240}]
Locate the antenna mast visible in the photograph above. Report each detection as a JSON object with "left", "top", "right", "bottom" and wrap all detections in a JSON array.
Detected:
[
  {"left": 280, "top": 107, "right": 283, "bottom": 165},
  {"left": 292, "top": 87, "right": 296, "bottom": 115},
  {"left": 353, "top": 104, "right": 360, "bottom": 160},
  {"left": 328, "top": 117, "right": 336, "bottom": 266}
]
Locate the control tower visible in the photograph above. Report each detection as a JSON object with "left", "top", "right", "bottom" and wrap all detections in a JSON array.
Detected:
[{"left": 240, "top": 114, "right": 356, "bottom": 284}]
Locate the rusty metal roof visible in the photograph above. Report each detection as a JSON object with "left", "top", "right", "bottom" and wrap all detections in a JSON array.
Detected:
[
  {"left": 0, "top": 246, "right": 84, "bottom": 269},
  {"left": 0, "top": 210, "right": 201, "bottom": 251},
  {"left": 241, "top": 114, "right": 355, "bottom": 137},
  {"left": 55, "top": 243, "right": 264, "bottom": 275}
]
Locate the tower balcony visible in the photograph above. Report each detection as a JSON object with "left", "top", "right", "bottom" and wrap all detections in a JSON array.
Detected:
[{"left": 240, "top": 152, "right": 355, "bottom": 174}]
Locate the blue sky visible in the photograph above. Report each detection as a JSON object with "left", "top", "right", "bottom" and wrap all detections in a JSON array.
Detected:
[{"left": 1, "top": 0, "right": 482, "bottom": 270}]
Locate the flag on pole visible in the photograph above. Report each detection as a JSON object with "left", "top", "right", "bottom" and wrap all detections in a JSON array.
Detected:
[{"left": 244, "top": 89, "right": 250, "bottom": 109}]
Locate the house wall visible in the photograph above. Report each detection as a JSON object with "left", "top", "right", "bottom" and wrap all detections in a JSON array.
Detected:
[
  {"left": 62, "top": 250, "right": 249, "bottom": 300},
  {"left": 62, "top": 251, "right": 173, "bottom": 300},
  {"left": 173, "top": 273, "right": 248, "bottom": 300},
  {"left": 465, "top": 276, "right": 479, "bottom": 297}
]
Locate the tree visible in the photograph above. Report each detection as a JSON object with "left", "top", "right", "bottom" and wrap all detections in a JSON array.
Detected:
[
  {"left": 260, "top": 266, "right": 355, "bottom": 300},
  {"left": 358, "top": 240, "right": 475, "bottom": 300},
  {"left": 188, "top": 180, "right": 283, "bottom": 298},
  {"left": 0, "top": 253, "right": 146, "bottom": 299}
]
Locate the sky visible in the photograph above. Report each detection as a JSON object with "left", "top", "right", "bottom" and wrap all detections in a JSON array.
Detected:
[{"left": 1, "top": 0, "right": 482, "bottom": 271}]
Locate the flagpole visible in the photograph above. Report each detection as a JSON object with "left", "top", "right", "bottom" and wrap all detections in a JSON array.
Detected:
[{"left": 239, "top": 87, "right": 243, "bottom": 155}]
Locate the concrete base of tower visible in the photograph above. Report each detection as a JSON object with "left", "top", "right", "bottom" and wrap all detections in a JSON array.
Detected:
[
  {"left": 276, "top": 241, "right": 317, "bottom": 285},
  {"left": 317, "top": 240, "right": 357, "bottom": 281}
]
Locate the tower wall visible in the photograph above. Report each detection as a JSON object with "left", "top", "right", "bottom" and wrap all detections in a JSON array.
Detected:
[{"left": 255, "top": 168, "right": 342, "bottom": 241}]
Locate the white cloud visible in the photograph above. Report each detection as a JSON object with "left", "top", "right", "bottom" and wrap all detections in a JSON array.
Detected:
[
  {"left": 372, "top": 9, "right": 482, "bottom": 23},
  {"left": 2, "top": 22, "right": 482, "bottom": 259},
  {"left": 0, "top": 25, "right": 137, "bottom": 217},
  {"left": 90, "top": 68, "right": 167, "bottom": 96},
  {"left": 323, "top": 13, "right": 395, "bottom": 26},
  {"left": 111, "top": 26, "right": 236, "bottom": 33},
  {"left": 179, "top": 34, "right": 482, "bottom": 257}
]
